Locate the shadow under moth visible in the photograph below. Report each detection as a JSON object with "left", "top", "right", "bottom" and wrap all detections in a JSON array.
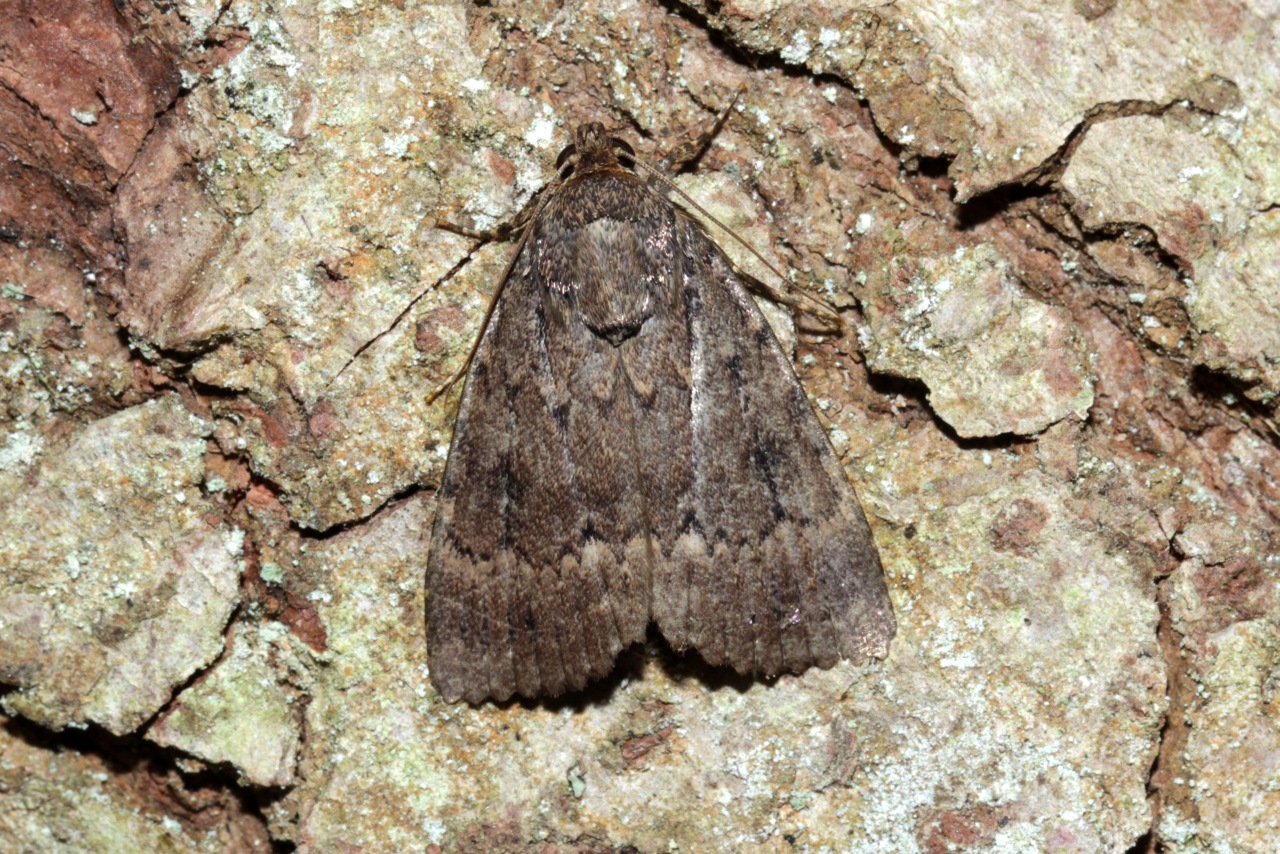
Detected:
[{"left": 427, "top": 116, "right": 895, "bottom": 704}]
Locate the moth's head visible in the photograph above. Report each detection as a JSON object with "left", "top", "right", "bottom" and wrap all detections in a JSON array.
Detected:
[{"left": 555, "top": 123, "right": 636, "bottom": 178}]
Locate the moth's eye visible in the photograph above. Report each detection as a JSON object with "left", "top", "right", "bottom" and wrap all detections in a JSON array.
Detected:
[
  {"left": 555, "top": 143, "right": 577, "bottom": 172},
  {"left": 611, "top": 137, "right": 635, "bottom": 160}
]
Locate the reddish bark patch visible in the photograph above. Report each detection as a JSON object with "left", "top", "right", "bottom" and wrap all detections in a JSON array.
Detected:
[
  {"left": 244, "top": 482, "right": 288, "bottom": 516},
  {"left": 221, "top": 400, "right": 296, "bottom": 449},
  {"left": 0, "top": 0, "right": 182, "bottom": 266},
  {"left": 621, "top": 725, "right": 675, "bottom": 768},
  {"left": 1194, "top": 558, "right": 1270, "bottom": 631},
  {"left": 485, "top": 149, "right": 517, "bottom": 186},
  {"left": 416, "top": 305, "right": 470, "bottom": 354},
  {"left": 919, "top": 803, "right": 1010, "bottom": 853},
  {"left": 989, "top": 498, "right": 1050, "bottom": 556},
  {"left": 308, "top": 398, "right": 342, "bottom": 440},
  {"left": 278, "top": 591, "right": 329, "bottom": 653},
  {"left": 205, "top": 450, "right": 253, "bottom": 495}
]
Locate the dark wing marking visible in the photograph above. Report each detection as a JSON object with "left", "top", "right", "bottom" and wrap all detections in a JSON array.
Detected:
[
  {"left": 427, "top": 202, "right": 664, "bottom": 703},
  {"left": 427, "top": 244, "right": 634, "bottom": 703},
  {"left": 647, "top": 215, "right": 896, "bottom": 677}
]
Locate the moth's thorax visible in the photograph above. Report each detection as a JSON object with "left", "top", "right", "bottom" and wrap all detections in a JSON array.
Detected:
[{"left": 532, "top": 153, "right": 677, "bottom": 345}]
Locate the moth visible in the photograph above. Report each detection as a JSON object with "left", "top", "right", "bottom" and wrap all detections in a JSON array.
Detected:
[{"left": 427, "top": 117, "right": 895, "bottom": 704}]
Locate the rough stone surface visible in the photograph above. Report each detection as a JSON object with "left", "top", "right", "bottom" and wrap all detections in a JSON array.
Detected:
[
  {"left": 863, "top": 242, "right": 1095, "bottom": 437},
  {"left": 0, "top": 241, "right": 139, "bottom": 503},
  {"left": 0, "top": 713, "right": 273, "bottom": 852},
  {"left": 1190, "top": 208, "right": 1280, "bottom": 402},
  {"left": 109, "top": 0, "right": 483, "bottom": 531},
  {"left": 1174, "top": 618, "right": 1280, "bottom": 849},
  {"left": 148, "top": 622, "right": 304, "bottom": 788},
  {"left": 273, "top": 498, "right": 443, "bottom": 850},
  {"left": 0, "top": 396, "right": 242, "bottom": 735},
  {"left": 686, "top": 0, "right": 1279, "bottom": 202},
  {"left": 2, "top": 0, "right": 1278, "bottom": 852},
  {"left": 1159, "top": 514, "right": 1280, "bottom": 854},
  {"left": 692, "top": 0, "right": 1280, "bottom": 406},
  {"left": 1061, "top": 112, "right": 1280, "bottom": 401}
]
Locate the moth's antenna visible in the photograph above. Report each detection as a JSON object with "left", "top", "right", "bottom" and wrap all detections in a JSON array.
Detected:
[
  {"left": 427, "top": 164, "right": 575, "bottom": 406},
  {"left": 634, "top": 158, "right": 842, "bottom": 331},
  {"left": 633, "top": 86, "right": 841, "bottom": 331}
]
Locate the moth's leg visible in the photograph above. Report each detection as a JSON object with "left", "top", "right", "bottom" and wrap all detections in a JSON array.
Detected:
[
  {"left": 645, "top": 87, "right": 841, "bottom": 333},
  {"left": 428, "top": 179, "right": 566, "bottom": 405},
  {"left": 427, "top": 213, "right": 542, "bottom": 406},
  {"left": 426, "top": 350, "right": 472, "bottom": 405},
  {"left": 735, "top": 269, "right": 842, "bottom": 336},
  {"left": 436, "top": 207, "right": 532, "bottom": 243},
  {"left": 653, "top": 85, "right": 746, "bottom": 176},
  {"left": 438, "top": 160, "right": 571, "bottom": 242},
  {"left": 425, "top": 229, "right": 529, "bottom": 406}
]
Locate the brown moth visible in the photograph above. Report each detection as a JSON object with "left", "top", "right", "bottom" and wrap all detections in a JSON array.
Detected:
[{"left": 427, "top": 120, "right": 894, "bottom": 704}]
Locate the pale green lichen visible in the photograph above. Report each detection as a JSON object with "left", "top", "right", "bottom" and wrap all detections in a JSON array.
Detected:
[
  {"left": 148, "top": 623, "right": 302, "bottom": 787},
  {"left": 0, "top": 396, "right": 241, "bottom": 734}
]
